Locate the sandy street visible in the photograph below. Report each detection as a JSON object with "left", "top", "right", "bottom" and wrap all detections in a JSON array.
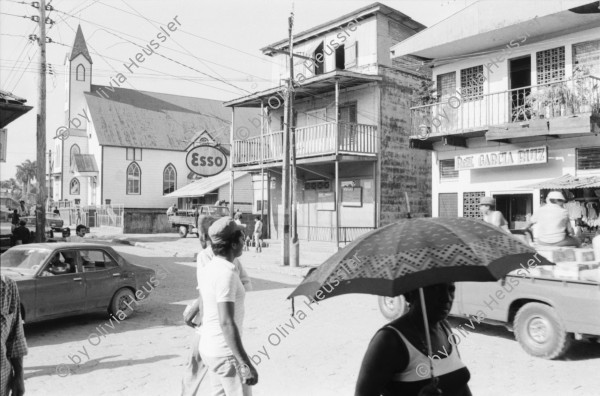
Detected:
[{"left": 21, "top": 244, "right": 600, "bottom": 396}]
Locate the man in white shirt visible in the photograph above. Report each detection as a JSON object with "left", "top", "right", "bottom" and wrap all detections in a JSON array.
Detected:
[
  {"left": 524, "top": 191, "right": 580, "bottom": 247},
  {"left": 197, "top": 217, "right": 257, "bottom": 395}
]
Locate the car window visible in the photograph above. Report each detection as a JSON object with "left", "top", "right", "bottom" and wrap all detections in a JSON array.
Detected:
[
  {"left": 80, "top": 249, "right": 118, "bottom": 272},
  {"left": 39, "top": 251, "right": 78, "bottom": 276}
]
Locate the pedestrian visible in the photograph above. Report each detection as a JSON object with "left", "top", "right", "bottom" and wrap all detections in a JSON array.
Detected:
[
  {"left": 1, "top": 274, "right": 28, "bottom": 396},
  {"left": 75, "top": 208, "right": 82, "bottom": 225},
  {"left": 12, "top": 220, "right": 30, "bottom": 245},
  {"left": 253, "top": 216, "right": 263, "bottom": 253},
  {"left": 17, "top": 201, "right": 26, "bottom": 217},
  {"left": 53, "top": 207, "right": 60, "bottom": 215},
  {"left": 193, "top": 206, "right": 200, "bottom": 230},
  {"left": 181, "top": 239, "right": 252, "bottom": 396},
  {"left": 167, "top": 204, "right": 177, "bottom": 216},
  {"left": 197, "top": 217, "right": 258, "bottom": 395},
  {"left": 524, "top": 191, "right": 581, "bottom": 247},
  {"left": 66, "top": 225, "right": 87, "bottom": 242},
  {"left": 10, "top": 209, "right": 19, "bottom": 232},
  {"left": 355, "top": 283, "right": 471, "bottom": 396},
  {"left": 478, "top": 196, "right": 510, "bottom": 233}
]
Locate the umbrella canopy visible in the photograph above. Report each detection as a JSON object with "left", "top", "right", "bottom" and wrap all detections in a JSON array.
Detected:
[{"left": 289, "top": 217, "right": 553, "bottom": 301}]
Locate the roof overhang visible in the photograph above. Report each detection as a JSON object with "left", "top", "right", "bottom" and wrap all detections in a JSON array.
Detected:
[
  {"left": 390, "top": 0, "right": 600, "bottom": 62},
  {"left": 520, "top": 174, "right": 600, "bottom": 189},
  {"left": 0, "top": 100, "right": 33, "bottom": 129},
  {"left": 224, "top": 70, "right": 382, "bottom": 108},
  {"left": 166, "top": 171, "right": 248, "bottom": 198}
]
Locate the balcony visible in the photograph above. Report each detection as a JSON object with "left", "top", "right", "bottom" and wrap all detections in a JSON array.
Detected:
[
  {"left": 233, "top": 122, "right": 377, "bottom": 166},
  {"left": 410, "top": 76, "right": 600, "bottom": 144}
]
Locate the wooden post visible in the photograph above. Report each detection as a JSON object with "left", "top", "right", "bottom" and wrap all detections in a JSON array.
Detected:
[
  {"left": 36, "top": 0, "right": 47, "bottom": 242},
  {"left": 229, "top": 107, "right": 235, "bottom": 215},
  {"left": 260, "top": 101, "right": 265, "bottom": 222},
  {"left": 334, "top": 79, "right": 340, "bottom": 250}
]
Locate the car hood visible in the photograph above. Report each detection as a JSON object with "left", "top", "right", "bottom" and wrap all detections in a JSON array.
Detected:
[{"left": 1, "top": 268, "right": 36, "bottom": 280}]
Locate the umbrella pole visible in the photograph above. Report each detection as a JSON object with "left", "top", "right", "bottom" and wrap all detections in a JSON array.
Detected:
[{"left": 418, "top": 288, "right": 434, "bottom": 379}]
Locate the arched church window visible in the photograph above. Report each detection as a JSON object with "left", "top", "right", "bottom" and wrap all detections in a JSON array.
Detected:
[
  {"left": 76, "top": 64, "right": 85, "bottom": 81},
  {"left": 127, "top": 162, "right": 141, "bottom": 195},
  {"left": 163, "top": 164, "right": 177, "bottom": 195}
]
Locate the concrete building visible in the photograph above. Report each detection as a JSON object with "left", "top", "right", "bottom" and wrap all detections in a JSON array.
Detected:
[
  {"left": 391, "top": 0, "right": 600, "bottom": 229},
  {"left": 226, "top": 3, "right": 432, "bottom": 244},
  {"left": 51, "top": 25, "right": 259, "bottom": 229}
]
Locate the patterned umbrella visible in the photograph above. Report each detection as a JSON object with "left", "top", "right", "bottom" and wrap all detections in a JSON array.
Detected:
[{"left": 288, "top": 217, "right": 554, "bottom": 301}]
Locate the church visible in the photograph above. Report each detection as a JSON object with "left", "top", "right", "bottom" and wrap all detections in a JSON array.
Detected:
[{"left": 50, "top": 25, "right": 258, "bottom": 213}]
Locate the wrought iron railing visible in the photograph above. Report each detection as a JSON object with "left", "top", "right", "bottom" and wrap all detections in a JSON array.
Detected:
[{"left": 410, "top": 75, "right": 600, "bottom": 137}]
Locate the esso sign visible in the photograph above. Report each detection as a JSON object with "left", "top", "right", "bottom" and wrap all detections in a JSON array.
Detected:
[{"left": 186, "top": 145, "right": 228, "bottom": 177}]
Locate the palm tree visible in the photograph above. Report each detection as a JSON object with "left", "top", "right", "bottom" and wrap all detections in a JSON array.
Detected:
[
  {"left": 1, "top": 178, "right": 20, "bottom": 193},
  {"left": 15, "top": 160, "right": 37, "bottom": 195}
]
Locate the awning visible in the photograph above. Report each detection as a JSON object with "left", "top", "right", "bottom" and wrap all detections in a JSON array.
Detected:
[
  {"left": 166, "top": 171, "right": 248, "bottom": 198},
  {"left": 520, "top": 174, "right": 600, "bottom": 189}
]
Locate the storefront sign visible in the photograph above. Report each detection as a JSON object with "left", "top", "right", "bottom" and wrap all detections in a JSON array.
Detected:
[
  {"left": 186, "top": 145, "right": 228, "bottom": 177},
  {"left": 455, "top": 146, "right": 547, "bottom": 170}
]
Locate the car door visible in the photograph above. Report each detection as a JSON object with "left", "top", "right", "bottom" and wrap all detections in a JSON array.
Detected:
[
  {"left": 79, "top": 248, "right": 125, "bottom": 309},
  {"left": 35, "top": 249, "right": 86, "bottom": 318}
]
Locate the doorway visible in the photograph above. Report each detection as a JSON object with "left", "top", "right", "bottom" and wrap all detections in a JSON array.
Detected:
[
  {"left": 509, "top": 56, "right": 531, "bottom": 121},
  {"left": 493, "top": 193, "right": 533, "bottom": 229}
]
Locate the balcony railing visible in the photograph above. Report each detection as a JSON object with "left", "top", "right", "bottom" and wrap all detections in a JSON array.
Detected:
[
  {"left": 410, "top": 75, "right": 600, "bottom": 137},
  {"left": 233, "top": 122, "right": 377, "bottom": 165}
]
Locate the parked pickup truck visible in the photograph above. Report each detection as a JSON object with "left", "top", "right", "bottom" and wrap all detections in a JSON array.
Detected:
[
  {"left": 168, "top": 205, "right": 230, "bottom": 248},
  {"left": 378, "top": 244, "right": 600, "bottom": 359}
]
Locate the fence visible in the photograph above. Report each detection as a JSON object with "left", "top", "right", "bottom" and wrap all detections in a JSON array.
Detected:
[
  {"left": 95, "top": 204, "right": 124, "bottom": 228},
  {"left": 296, "top": 226, "right": 375, "bottom": 243}
]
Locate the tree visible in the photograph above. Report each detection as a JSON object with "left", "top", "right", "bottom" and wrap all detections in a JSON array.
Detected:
[
  {"left": 1, "top": 178, "right": 20, "bottom": 194},
  {"left": 15, "top": 160, "right": 37, "bottom": 195}
]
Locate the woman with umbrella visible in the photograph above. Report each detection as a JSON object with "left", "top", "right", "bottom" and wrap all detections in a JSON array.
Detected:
[{"left": 355, "top": 283, "right": 471, "bottom": 396}]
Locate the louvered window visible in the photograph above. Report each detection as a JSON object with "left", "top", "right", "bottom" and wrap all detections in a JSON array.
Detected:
[
  {"left": 536, "top": 47, "right": 565, "bottom": 85},
  {"left": 437, "top": 72, "right": 456, "bottom": 103},
  {"left": 439, "top": 193, "right": 458, "bottom": 218},
  {"left": 440, "top": 159, "right": 458, "bottom": 180},
  {"left": 573, "top": 40, "right": 600, "bottom": 77},
  {"left": 577, "top": 147, "right": 600, "bottom": 170}
]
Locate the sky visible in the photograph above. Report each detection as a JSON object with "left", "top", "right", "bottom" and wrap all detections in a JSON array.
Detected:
[{"left": 0, "top": 0, "right": 482, "bottom": 180}]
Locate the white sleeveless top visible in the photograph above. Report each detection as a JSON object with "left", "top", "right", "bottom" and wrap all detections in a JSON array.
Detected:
[{"left": 387, "top": 324, "right": 466, "bottom": 382}]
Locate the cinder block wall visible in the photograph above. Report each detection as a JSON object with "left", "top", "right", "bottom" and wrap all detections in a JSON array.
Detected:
[
  {"left": 124, "top": 208, "right": 175, "bottom": 234},
  {"left": 378, "top": 65, "right": 432, "bottom": 225}
]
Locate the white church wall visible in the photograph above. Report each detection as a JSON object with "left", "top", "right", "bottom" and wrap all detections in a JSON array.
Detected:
[{"left": 101, "top": 146, "right": 188, "bottom": 209}]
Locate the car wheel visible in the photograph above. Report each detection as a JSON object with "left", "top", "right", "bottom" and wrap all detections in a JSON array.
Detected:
[
  {"left": 178, "top": 225, "right": 188, "bottom": 238},
  {"left": 514, "top": 302, "right": 572, "bottom": 359},
  {"left": 378, "top": 295, "right": 408, "bottom": 320},
  {"left": 109, "top": 288, "right": 136, "bottom": 319}
]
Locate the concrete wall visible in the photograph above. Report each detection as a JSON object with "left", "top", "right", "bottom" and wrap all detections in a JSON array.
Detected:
[
  {"left": 123, "top": 208, "right": 175, "bottom": 234},
  {"left": 378, "top": 66, "right": 432, "bottom": 224}
]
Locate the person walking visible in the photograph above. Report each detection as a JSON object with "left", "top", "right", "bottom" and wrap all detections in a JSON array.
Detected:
[
  {"left": 253, "top": 216, "right": 263, "bottom": 253},
  {"left": 197, "top": 217, "right": 258, "bottom": 396},
  {"left": 181, "top": 239, "right": 252, "bottom": 396},
  {"left": 53, "top": 207, "right": 60, "bottom": 215},
  {"left": 10, "top": 210, "right": 19, "bottom": 232},
  {"left": 12, "top": 221, "right": 30, "bottom": 246},
  {"left": 1, "top": 274, "right": 28, "bottom": 396}
]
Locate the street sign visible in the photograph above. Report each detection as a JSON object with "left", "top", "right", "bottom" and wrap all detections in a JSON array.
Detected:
[{"left": 186, "top": 145, "right": 228, "bottom": 177}]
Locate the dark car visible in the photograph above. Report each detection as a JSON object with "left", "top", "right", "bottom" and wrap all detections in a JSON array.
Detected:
[
  {"left": 46, "top": 212, "right": 71, "bottom": 237},
  {"left": 1, "top": 243, "right": 158, "bottom": 323}
]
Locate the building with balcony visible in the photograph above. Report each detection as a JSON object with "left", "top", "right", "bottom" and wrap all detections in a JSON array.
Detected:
[
  {"left": 225, "top": 3, "right": 432, "bottom": 242},
  {"left": 391, "top": 0, "right": 600, "bottom": 229}
]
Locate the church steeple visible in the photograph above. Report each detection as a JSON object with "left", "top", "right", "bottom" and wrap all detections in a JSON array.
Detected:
[{"left": 70, "top": 25, "right": 93, "bottom": 64}]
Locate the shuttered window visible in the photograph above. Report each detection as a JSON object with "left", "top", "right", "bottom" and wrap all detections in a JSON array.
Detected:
[
  {"left": 460, "top": 66, "right": 484, "bottom": 101},
  {"left": 437, "top": 72, "right": 456, "bottom": 103},
  {"left": 345, "top": 41, "right": 358, "bottom": 69},
  {"left": 439, "top": 193, "right": 458, "bottom": 218},
  {"left": 440, "top": 159, "right": 458, "bottom": 180},
  {"left": 577, "top": 147, "right": 600, "bottom": 170}
]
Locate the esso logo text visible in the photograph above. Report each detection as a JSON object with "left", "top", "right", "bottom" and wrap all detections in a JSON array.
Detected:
[{"left": 186, "top": 145, "right": 228, "bottom": 177}]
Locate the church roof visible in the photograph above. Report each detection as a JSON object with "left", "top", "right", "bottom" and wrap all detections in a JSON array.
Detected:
[
  {"left": 84, "top": 85, "right": 261, "bottom": 151},
  {"left": 72, "top": 154, "right": 99, "bottom": 173},
  {"left": 70, "top": 25, "right": 93, "bottom": 64}
]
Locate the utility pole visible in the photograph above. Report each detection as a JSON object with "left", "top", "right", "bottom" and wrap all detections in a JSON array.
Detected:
[
  {"left": 35, "top": 0, "right": 48, "bottom": 242},
  {"left": 289, "top": 12, "right": 299, "bottom": 267},
  {"left": 281, "top": 13, "right": 293, "bottom": 266}
]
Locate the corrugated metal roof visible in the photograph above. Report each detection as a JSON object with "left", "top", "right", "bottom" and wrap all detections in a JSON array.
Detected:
[
  {"left": 520, "top": 174, "right": 600, "bottom": 189},
  {"left": 73, "top": 154, "right": 99, "bottom": 172},
  {"left": 84, "top": 86, "right": 260, "bottom": 150},
  {"left": 166, "top": 171, "right": 247, "bottom": 198}
]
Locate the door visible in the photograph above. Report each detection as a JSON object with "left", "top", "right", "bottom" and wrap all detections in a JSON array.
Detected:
[
  {"left": 339, "top": 104, "right": 357, "bottom": 151},
  {"left": 35, "top": 249, "right": 86, "bottom": 318},
  {"left": 509, "top": 56, "right": 532, "bottom": 121},
  {"left": 493, "top": 194, "right": 533, "bottom": 229},
  {"left": 79, "top": 248, "right": 124, "bottom": 309}
]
